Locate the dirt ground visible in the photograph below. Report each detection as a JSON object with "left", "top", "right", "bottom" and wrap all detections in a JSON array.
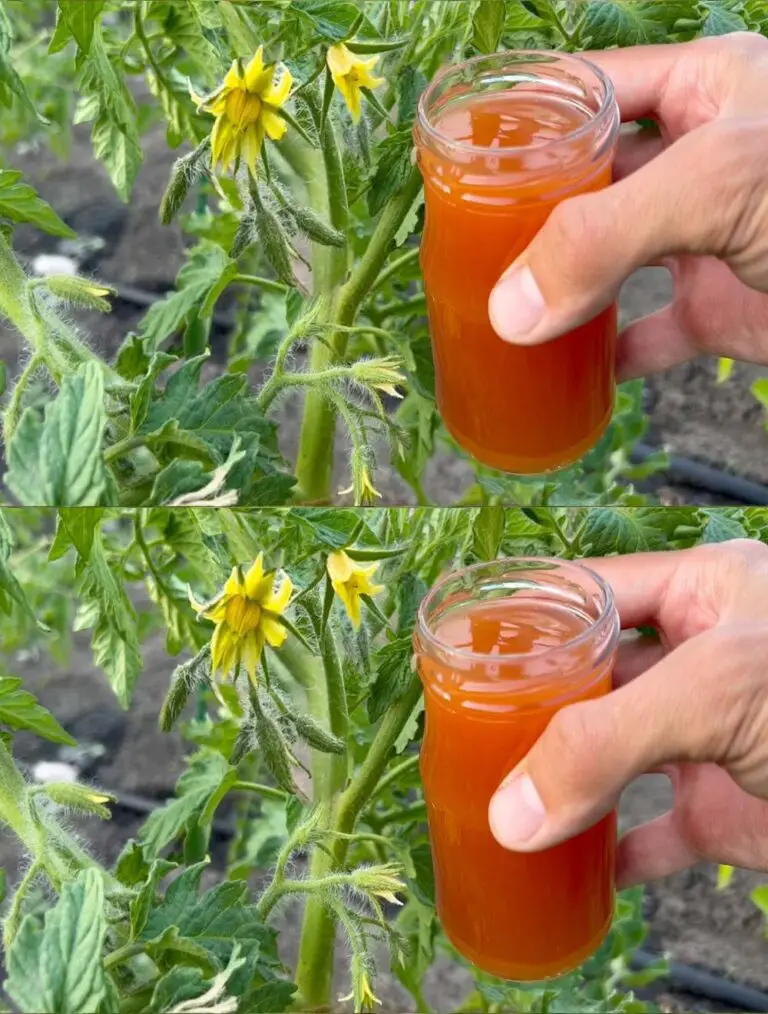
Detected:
[{"left": 2, "top": 122, "right": 767, "bottom": 505}]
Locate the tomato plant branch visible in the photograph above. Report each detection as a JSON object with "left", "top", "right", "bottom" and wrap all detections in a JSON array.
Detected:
[{"left": 233, "top": 273, "right": 289, "bottom": 294}]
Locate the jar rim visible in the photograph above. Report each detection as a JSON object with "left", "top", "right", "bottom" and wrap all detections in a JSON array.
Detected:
[
  {"left": 415, "top": 49, "right": 618, "bottom": 160},
  {"left": 415, "top": 556, "right": 618, "bottom": 666}
]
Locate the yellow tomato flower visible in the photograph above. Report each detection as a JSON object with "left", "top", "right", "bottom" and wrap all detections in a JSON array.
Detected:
[
  {"left": 326, "top": 43, "right": 384, "bottom": 123},
  {"left": 326, "top": 550, "right": 384, "bottom": 629},
  {"left": 194, "top": 46, "right": 293, "bottom": 176},
  {"left": 190, "top": 554, "right": 293, "bottom": 682}
]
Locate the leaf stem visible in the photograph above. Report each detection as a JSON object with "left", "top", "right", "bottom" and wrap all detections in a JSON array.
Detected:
[
  {"left": 2, "top": 859, "right": 42, "bottom": 949},
  {"left": 231, "top": 780, "right": 288, "bottom": 801},
  {"left": 103, "top": 941, "right": 147, "bottom": 971},
  {"left": 233, "top": 273, "right": 289, "bottom": 294}
]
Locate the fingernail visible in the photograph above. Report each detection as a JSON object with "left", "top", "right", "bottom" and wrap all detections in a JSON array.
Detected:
[
  {"left": 488, "top": 773, "right": 546, "bottom": 849},
  {"left": 488, "top": 264, "right": 546, "bottom": 344}
]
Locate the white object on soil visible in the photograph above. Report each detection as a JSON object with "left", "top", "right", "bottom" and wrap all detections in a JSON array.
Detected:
[
  {"left": 32, "top": 254, "right": 78, "bottom": 277},
  {"left": 32, "top": 761, "right": 79, "bottom": 784}
]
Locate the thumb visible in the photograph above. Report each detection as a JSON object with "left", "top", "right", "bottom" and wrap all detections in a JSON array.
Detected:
[
  {"left": 488, "top": 627, "right": 756, "bottom": 852},
  {"left": 488, "top": 121, "right": 747, "bottom": 346}
]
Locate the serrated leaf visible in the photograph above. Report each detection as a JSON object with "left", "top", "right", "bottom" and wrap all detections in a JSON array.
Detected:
[
  {"left": 0, "top": 2, "right": 38, "bottom": 119},
  {"left": 471, "top": 505, "right": 505, "bottom": 561},
  {"left": 472, "top": 0, "right": 505, "bottom": 52},
  {"left": 0, "top": 677, "right": 75, "bottom": 745},
  {"left": 5, "top": 868, "right": 107, "bottom": 1014},
  {"left": 700, "top": 508, "right": 748, "bottom": 543},
  {"left": 139, "top": 751, "right": 237, "bottom": 856},
  {"left": 140, "top": 861, "right": 278, "bottom": 969},
  {"left": 700, "top": 0, "right": 747, "bottom": 34},
  {"left": 291, "top": 507, "right": 375, "bottom": 549},
  {"left": 130, "top": 857, "right": 177, "bottom": 939},
  {"left": 150, "top": 966, "right": 210, "bottom": 1012},
  {"left": 369, "top": 129, "right": 413, "bottom": 216},
  {"left": 292, "top": 0, "right": 371, "bottom": 41},
  {"left": 76, "top": 29, "right": 142, "bottom": 201},
  {"left": 5, "top": 361, "right": 108, "bottom": 507},
  {"left": 578, "top": 507, "right": 693, "bottom": 556},
  {"left": 0, "top": 510, "right": 40, "bottom": 624},
  {"left": 0, "top": 170, "right": 74, "bottom": 237},
  {"left": 80, "top": 535, "right": 143, "bottom": 707},
  {"left": 48, "top": 507, "right": 104, "bottom": 563},
  {"left": 56, "top": 0, "right": 106, "bottom": 54},
  {"left": 115, "top": 840, "right": 151, "bottom": 887},
  {"left": 583, "top": 0, "right": 696, "bottom": 46},
  {"left": 139, "top": 243, "right": 237, "bottom": 350},
  {"left": 368, "top": 636, "right": 413, "bottom": 723}
]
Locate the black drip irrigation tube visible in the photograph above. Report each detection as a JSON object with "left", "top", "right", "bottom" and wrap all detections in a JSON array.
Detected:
[{"left": 105, "top": 788, "right": 768, "bottom": 1012}]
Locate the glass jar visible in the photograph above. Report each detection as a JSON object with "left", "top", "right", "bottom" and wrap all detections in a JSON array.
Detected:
[
  {"left": 413, "top": 557, "right": 620, "bottom": 981},
  {"left": 413, "top": 52, "right": 621, "bottom": 475}
]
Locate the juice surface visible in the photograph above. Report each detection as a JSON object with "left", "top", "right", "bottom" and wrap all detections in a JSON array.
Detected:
[
  {"left": 419, "top": 597, "right": 616, "bottom": 980},
  {"left": 418, "top": 91, "right": 617, "bottom": 474}
]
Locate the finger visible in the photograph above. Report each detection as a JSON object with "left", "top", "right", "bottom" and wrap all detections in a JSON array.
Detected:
[
  {"left": 616, "top": 306, "right": 699, "bottom": 382},
  {"left": 581, "top": 45, "right": 689, "bottom": 121},
  {"left": 614, "top": 130, "right": 666, "bottom": 181},
  {"left": 581, "top": 552, "right": 684, "bottom": 629},
  {"left": 614, "top": 635, "right": 667, "bottom": 687},
  {"left": 616, "top": 812, "right": 696, "bottom": 888},
  {"left": 488, "top": 627, "right": 759, "bottom": 853},
  {"left": 488, "top": 120, "right": 749, "bottom": 347}
]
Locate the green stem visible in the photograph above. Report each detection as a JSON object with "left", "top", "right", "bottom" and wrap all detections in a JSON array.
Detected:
[
  {"left": 368, "top": 751, "right": 420, "bottom": 803},
  {"left": 232, "top": 780, "right": 288, "bottom": 801},
  {"left": 233, "top": 273, "right": 289, "bottom": 294},
  {"left": 104, "top": 434, "right": 146, "bottom": 463},
  {"left": 371, "top": 245, "right": 421, "bottom": 294},
  {"left": 103, "top": 941, "right": 146, "bottom": 971},
  {"left": 3, "top": 353, "right": 43, "bottom": 442},
  {"left": 2, "top": 860, "right": 42, "bottom": 949},
  {"left": 295, "top": 168, "right": 423, "bottom": 502},
  {"left": 295, "top": 676, "right": 422, "bottom": 1008}
]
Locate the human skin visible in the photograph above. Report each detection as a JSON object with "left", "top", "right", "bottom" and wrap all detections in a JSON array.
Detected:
[
  {"left": 487, "top": 539, "right": 768, "bottom": 888},
  {"left": 487, "top": 33, "right": 768, "bottom": 382}
]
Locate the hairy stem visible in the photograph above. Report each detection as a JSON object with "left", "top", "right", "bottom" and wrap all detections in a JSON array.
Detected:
[{"left": 295, "top": 676, "right": 422, "bottom": 1008}]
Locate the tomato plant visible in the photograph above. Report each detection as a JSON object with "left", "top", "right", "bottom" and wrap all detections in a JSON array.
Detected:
[
  {"left": 1, "top": 505, "right": 767, "bottom": 1013},
  {"left": 0, "top": 1, "right": 765, "bottom": 507}
]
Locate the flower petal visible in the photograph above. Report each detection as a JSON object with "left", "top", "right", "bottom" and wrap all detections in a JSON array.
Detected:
[
  {"left": 224, "top": 60, "right": 244, "bottom": 90},
  {"left": 332, "top": 579, "right": 362, "bottom": 629},
  {"left": 261, "top": 107, "right": 287, "bottom": 141},
  {"left": 223, "top": 565, "right": 244, "bottom": 598},
  {"left": 241, "top": 123, "right": 264, "bottom": 177},
  {"left": 241, "top": 629, "right": 264, "bottom": 679},
  {"left": 262, "top": 614, "right": 288, "bottom": 648},
  {"left": 243, "top": 555, "right": 265, "bottom": 594},
  {"left": 265, "top": 66, "right": 293, "bottom": 107},
  {"left": 244, "top": 46, "right": 274, "bottom": 93},
  {"left": 211, "top": 621, "right": 239, "bottom": 677},
  {"left": 327, "top": 43, "right": 354, "bottom": 77},
  {"left": 327, "top": 550, "right": 353, "bottom": 583},
  {"left": 266, "top": 574, "right": 293, "bottom": 614}
]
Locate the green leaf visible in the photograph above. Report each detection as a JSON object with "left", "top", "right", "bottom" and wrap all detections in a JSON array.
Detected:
[
  {"left": 752, "top": 884, "right": 768, "bottom": 918},
  {"left": 699, "top": 0, "right": 747, "bottom": 34},
  {"left": 292, "top": 0, "right": 371, "bottom": 41},
  {"left": 0, "top": 171, "right": 74, "bottom": 237},
  {"left": 79, "top": 535, "right": 143, "bottom": 707},
  {"left": 140, "top": 861, "right": 278, "bottom": 969},
  {"left": 0, "top": 1, "right": 38, "bottom": 118},
  {"left": 583, "top": 0, "right": 695, "bottom": 46},
  {"left": 753, "top": 377, "right": 768, "bottom": 413},
  {"left": 0, "top": 677, "right": 75, "bottom": 745},
  {"left": 369, "top": 129, "right": 413, "bottom": 216},
  {"left": 578, "top": 507, "right": 692, "bottom": 556},
  {"left": 717, "top": 864, "right": 735, "bottom": 890},
  {"left": 55, "top": 0, "right": 106, "bottom": 54},
  {"left": 76, "top": 28, "right": 142, "bottom": 201},
  {"left": 368, "top": 636, "right": 413, "bottom": 723},
  {"left": 130, "top": 857, "right": 177, "bottom": 939},
  {"left": 700, "top": 508, "right": 748, "bottom": 543},
  {"left": 115, "top": 840, "right": 151, "bottom": 887},
  {"left": 290, "top": 508, "right": 375, "bottom": 549},
  {"left": 471, "top": 505, "right": 505, "bottom": 561},
  {"left": 139, "top": 751, "right": 238, "bottom": 856},
  {"left": 472, "top": 0, "right": 505, "bottom": 52},
  {"left": 48, "top": 507, "right": 104, "bottom": 563},
  {"left": 5, "top": 361, "right": 108, "bottom": 507},
  {"left": 0, "top": 509, "right": 40, "bottom": 624},
  {"left": 139, "top": 242, "right": 238, "bottom": 350},
  {"left": 5, "top": 868, "right": 107, "bottom": 1014},
  {"left": 149, "top": 967, "right": 209, "bottom": 1012}
]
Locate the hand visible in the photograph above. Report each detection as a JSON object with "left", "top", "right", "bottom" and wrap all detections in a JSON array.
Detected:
[
  {"left": 488, "top": 539, "right": 768, "bottom": 887},
  {"left": 488, "top": 33, "right": 768, "bottom": 380}
]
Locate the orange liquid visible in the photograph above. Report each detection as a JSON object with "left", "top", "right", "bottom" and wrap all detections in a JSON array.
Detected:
[
  {"left": 418, "top": 92, "right": 617, "bottom": 473},
  {"left": 418, "top": 597, "right": 616, "bottom": 980}
]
